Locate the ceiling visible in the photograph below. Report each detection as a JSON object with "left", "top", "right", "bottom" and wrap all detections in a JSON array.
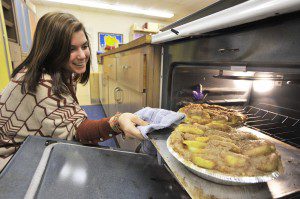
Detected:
[{"left": 31, "top": 0, "right": 220, "bottom": 22}]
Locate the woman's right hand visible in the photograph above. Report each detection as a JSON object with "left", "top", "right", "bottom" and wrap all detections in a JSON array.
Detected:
[{"left": 116, "top": 113, "right": 148, "bottom": 140}]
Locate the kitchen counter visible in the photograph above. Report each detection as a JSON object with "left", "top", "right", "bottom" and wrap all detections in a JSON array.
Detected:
[{"left": 0, "top": 136, "right": 188, "bottom": 199}]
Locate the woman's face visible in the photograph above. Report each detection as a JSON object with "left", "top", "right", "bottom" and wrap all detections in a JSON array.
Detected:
[{"left": 67, "top": 30, "right": 90, "bottom": 74}]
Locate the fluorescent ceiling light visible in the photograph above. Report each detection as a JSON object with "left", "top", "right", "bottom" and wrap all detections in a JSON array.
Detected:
[{"left": 43, "top": 0, "right": 174, "bottom": 18}]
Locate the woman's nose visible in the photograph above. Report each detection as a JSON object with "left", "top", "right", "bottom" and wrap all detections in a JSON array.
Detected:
[{"left": 77, "top": 49, "right": 86, "bottom": 59}]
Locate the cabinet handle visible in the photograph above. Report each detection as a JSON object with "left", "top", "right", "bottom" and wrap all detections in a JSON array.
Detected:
[
  {"left": 122, "top": 65, "right": 130, "bottom": 70},
  {"left": 119, "top": 89, "right": 124, "bottom": 104},
  {"left": 114, "top": 87, "right": 120, "bottom": 102},
  {"left": 109, "top": 64, "right": 113, "bottom": 67},
  {"left": 114, "top": 87, "right": 123, "bottom": 103}
]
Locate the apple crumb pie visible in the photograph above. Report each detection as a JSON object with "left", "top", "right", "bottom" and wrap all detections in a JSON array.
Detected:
[
  {"left": 179, "top": 103, "right": 247, "bottom": 127},
  {"left": 169, "top": 104, "right": 282, "bottom": 176}
]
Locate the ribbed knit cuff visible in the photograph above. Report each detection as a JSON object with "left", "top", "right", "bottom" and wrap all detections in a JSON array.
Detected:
[{"left": 76, "top": 118, "right": 120, "bottom": 145}]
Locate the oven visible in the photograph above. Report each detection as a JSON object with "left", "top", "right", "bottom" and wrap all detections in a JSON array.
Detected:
[
  {"left": 160, "top": 11, "right": 300, "bottom": 149},
  {"left": 149, "top": 2, "right": 300, "bottom": 198}
]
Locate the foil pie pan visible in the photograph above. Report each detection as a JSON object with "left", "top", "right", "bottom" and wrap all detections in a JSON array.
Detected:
[{"left": 166, "top": 135, "right": 280, "bottom": 185}]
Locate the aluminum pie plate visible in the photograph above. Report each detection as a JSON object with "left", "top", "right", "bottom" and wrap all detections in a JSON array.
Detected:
[{"left": 166, "top": 136, "right": 280, "bottom": 185}]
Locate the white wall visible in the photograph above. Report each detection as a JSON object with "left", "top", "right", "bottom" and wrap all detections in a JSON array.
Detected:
[{"left": 35, "top": 5, "right": 167, "bottom": 72}]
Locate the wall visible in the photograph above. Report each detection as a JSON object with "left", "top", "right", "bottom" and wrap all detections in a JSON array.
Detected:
[{"left": 34, "top": 4, "right": 167, "bottom": 105}]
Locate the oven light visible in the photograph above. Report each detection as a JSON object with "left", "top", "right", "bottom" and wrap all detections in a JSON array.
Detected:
[
  {"left": 232, "top": 72, "right": 253, "bottom": 90},
  {"left": 234, "top": 80, "right": 251, "bottom": 90},
  {"left": 233, "top": 71, "right": 255, "bottom": 76},
  {"left": 253, "top": 80, "right": 274, "bottom": 93}
]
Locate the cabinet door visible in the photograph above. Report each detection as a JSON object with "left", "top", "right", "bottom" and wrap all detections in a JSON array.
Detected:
[
  {"left": 115, "top": 87, "right": 141, "bottom": 154},
  {"left": 115, "top": 85, "right": 130, "bottom": 114},
  {"left": 113, "top": 85, "right": 145, "bottom": 152},
  {"left": 115, "top": 84, "right": 146, "bottom": 113},
  {"left": 103, "top": 56, "right": 117, "bottom": 80},
  {"left": 129, "top": 89, "right": 146, "bottom": 113},
  {"left": 8, "top": 41, "right": 22, "bottom": 69},
  {"left": 118, "top": 53, "right": 145, "bottom": 92}
]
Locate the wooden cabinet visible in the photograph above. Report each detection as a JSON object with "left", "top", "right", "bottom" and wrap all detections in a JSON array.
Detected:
[
  {"left": 1, "top": 0, "right": 21, "bottom": 69},
  {"left": 1, "top": 0, "right": 18, "bottom": 43},
  {"left": 109, "top": 83, "right": 146, "bottom": 151},
  {"left": 103, "top": 56, "right": 117, "bottom": 80},
  {"left": 98, "top": 36, "right": 161, "bottom": 151},
  {"left": 0, "top": 1, "right": 12, "bottom": 91},
  {"left": 118, "top": 52, "right": 145, "bottom": 92},
  {"left": 105, "top": 78, "right": 146, "bottom": 116},
  {"left": 8, "top": 41, "right": 21, "bottom": 68},
  {"left": 115, "top": 84, "right": 146, "bottom": 114},
  {"left": 1, "top": 0, "right": 36, "bottom": 70},
  {"left": 127, "top": 88, "right": 146, "bottom": 113},
  {"left": 101, "top": 46, "right": 161, "bottom": 118}
]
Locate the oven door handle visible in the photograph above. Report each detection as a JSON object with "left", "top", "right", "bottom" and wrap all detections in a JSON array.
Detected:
[{"left": 218, "top": 48, "right": 239, "bottom": 53}]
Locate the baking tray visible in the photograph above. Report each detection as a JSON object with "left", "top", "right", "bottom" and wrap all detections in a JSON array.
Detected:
[
  {"left": 0, "top": 136, "right": 189, "bottom": 199},
  {"left": 34, "top": 143, "right": 189, "bottom": 198},
  {"left": 166, "top": 127, "right": 281, "bottom": 185}
]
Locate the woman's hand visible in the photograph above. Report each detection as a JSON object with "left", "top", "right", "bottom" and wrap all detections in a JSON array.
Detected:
[{"left": 116, "top": 113, "right": 148, "bottom": 140}]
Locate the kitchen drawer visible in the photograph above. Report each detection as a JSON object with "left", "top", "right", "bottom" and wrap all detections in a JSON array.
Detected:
[
  {"left": 117, "top": 53, "right": 145, "bottom": 92},
  {"left": 8, "top": 42, "right": 22, "bottom": 63},
  {"left": 103, "top": 56, "right": 117, "bottom": 80}
]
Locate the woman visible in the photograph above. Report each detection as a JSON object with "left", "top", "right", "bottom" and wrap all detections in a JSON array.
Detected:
[{"left": 0, "top": 12, "right": 147, "bottom": 171}]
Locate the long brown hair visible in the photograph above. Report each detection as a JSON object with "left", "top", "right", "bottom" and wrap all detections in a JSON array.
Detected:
[{"left": 12, "top": 12, "right": 91, "bottom": 97}]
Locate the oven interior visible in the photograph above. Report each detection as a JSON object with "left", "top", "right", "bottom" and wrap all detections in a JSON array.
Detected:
[{"left": 170, "top": 64, "right": 300, "bottom": 148}]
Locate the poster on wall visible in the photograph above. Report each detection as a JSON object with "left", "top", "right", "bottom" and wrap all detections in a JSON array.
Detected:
[{"left": 98, "top": 32, "right": 123, "bottom": 53}]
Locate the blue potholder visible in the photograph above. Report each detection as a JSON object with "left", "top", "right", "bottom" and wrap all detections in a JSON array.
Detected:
[{"left": 135, "top": 107, "right": 185, "bottom": 139}]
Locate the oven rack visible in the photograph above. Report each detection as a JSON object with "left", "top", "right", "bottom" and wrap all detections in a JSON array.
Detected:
[
  {"left": 239, "top": 105, "right": 299, "bottom": 148},
  {"left": 213, "top": 74, "right": 300, "bottom": 82}
]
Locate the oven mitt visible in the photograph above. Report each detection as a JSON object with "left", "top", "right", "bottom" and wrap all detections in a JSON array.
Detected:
[{"left": 134, "top": 107, "right": 186, "bottom": 139}]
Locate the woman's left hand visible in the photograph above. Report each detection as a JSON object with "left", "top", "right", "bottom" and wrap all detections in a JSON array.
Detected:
[{"left": 116, "top": 113, "right": 148, "bottom": 140}]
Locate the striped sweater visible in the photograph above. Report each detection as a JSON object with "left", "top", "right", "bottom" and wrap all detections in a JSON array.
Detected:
[{"left": 0, "top": 68, "right": 116, "bottom": 168}]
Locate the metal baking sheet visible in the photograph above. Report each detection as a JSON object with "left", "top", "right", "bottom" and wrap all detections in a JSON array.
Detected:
[
  {"left": 0, "top": 136, "right": 189, "bottom": 199},
  {"left": 35, "top": 143, "right": 188, "bottom": 199},
  {"left": 166, "top": 127, "right": 281, "bottom": 185}
]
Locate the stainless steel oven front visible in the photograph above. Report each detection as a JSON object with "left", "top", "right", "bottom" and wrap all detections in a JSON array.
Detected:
[{"left": 159, "top": 11, "right": 300, "bottom": 198}]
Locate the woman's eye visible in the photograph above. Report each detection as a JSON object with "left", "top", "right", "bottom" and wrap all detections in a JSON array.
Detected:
[{"left": 82, "top": 45, "right": 88, "bottom": 50}]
